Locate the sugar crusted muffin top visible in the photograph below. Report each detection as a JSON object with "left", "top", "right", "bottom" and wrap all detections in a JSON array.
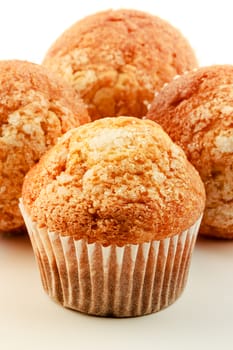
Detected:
[
  {"left": 22, "top": 117, "right": 205, "bottom": 245},
  {"left": 43, "top": 9, "right": 197, "bottom": 120},
  {"left": 147, "top": 65, "right": 233, "bottom": 238},
  {"left": 0, "top": 60, "right": 90, "bottom": 232}
]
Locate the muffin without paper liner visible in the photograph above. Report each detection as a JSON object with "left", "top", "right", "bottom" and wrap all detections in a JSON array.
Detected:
[
  {"left": 43, "top": 9, "right": 198, "bottom": 120},
  {"left": 0, "top": 60, "right": 90, "bottom": 233},
  {"left": 147, "top": 65, "right": 233, "bottom": 238}
]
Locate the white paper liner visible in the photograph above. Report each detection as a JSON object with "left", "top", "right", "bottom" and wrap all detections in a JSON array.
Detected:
[{"left": 19, "top": 200, "right": 202, "bottom": 317}]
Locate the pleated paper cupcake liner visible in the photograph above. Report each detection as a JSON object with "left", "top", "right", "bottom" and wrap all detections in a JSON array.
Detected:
[{"left": 19, "top": 200, "right": 202, "bottom": 317}]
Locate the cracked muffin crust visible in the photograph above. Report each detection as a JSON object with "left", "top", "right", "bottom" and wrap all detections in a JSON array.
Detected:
[
  {"left": 147, "top": 65, "right": 233, "bottom": 238},
  {"left": 43, "top": 9, "right": 198, "bottom": 121},
  {"left": 0, "top": 60, "right": 90, "bottom": 233},
  {"left": 22, "top": 117, "right": 205, "bottom": 246}
]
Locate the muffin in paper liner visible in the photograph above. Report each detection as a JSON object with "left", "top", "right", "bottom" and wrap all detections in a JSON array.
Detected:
[
  {"left": 20, "top": 117, "right": 205, "bottom": 316},
  {"left": 20, "top": 200, "right": 201, "bottom": 317}
]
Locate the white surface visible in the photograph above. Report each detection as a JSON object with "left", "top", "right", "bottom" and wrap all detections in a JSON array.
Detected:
[
  {"left": 0, "top": 234, "right": 233, "bottom": 350},
  {"left": 0, "top": 0, "right": 233, "bottom": 349}
]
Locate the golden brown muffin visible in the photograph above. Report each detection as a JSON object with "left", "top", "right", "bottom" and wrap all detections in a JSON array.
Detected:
[
  {"left": 43, "top": 9, "right": 198, "bottom": 120},
  {"left": 21, "top": 117, "right": 205, "bottom": 317},
  {"left": 147, "top": 65, "right": 233, "bottom": 239},
  {"left": 22, "top": 117, "right": 204, "bottom": 245},
  {"left": 0, "top": 60, "right": 90, "bottom": 233}
]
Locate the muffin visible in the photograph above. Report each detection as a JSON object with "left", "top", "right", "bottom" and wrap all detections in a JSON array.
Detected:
[
  {"left": 42, "top": 9, "right": 198, "bottom": 120},
  {"left": 147, "top": 65, "right": 233, "bottom": 239},
  {"left": 0, "top": 60, "right": 90, "bottom": 233},
  {"left": 20, "top": 117, "right": 205, "bottom": 317}
]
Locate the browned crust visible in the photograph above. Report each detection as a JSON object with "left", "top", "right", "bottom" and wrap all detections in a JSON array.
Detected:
[
  {"left": 0, "top": 60, "right": 90, "bottom": 127},
  {"left": 43, "top": 9, "right": 198, "bottom": 120},
  {"left": 0, "top": 60, "right": 90, "bottom": 232},
  {"left": 22, "top": 117, "right": 205, "bottom": 245},
  {"left": 147, "top": 65, "right": 233, "bottom": 238}
]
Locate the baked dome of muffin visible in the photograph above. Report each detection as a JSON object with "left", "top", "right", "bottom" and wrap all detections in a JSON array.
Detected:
[
  {"left": 43, "top": 9, "right": 198, "bottom": 120},
  {"left": 22, "top": 117, "right": 205, "bottom": 245},
  {"left": 147, "top": 65, "right": 233, "bottom": 238},
  {"left": 0, "top": 60, "right": 90, "bottom": 233}
]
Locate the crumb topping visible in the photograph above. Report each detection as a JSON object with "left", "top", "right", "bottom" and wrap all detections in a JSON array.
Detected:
[
  {"left": 147, "top": 65, "right": 233, "bottom": 237},
  {"left": 22, "top": 117, "right": 205, "bottom": 245},
  {"left": 0, "top": 60, "right": 90, "bottom": 232},
  {"left": 43, "top": 9, "right": 197, "bottom": 120}
]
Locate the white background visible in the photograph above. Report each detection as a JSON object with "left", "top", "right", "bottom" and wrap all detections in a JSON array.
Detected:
[{"left": 0, "top": 0, "right": 233, "bottom": 349}]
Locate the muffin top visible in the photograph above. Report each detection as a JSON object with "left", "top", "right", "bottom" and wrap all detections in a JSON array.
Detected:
[
  {"left": 0, "top": 60, "right": 90, "bottom": 232},
  {"left": 147, "top": 65, "right": 233, "bottom": 237},
  {"left": 43, "top": 9, "right": 197, "bottom": 120},
  {"left": 22, "top": 117, "right": 205, "bottom": 245}
]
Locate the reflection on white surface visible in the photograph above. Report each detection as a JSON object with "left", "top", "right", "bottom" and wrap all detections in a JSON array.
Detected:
[{"left": 0, "top": 233, "right": 233, "bottom": 350}]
